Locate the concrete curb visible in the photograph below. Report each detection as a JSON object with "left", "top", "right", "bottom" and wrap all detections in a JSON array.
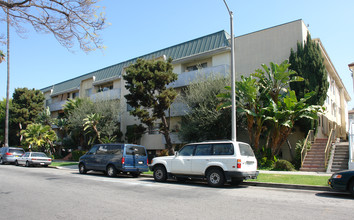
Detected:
[{"left": 140, "top": 174, "right": 331, "bottom": 191}]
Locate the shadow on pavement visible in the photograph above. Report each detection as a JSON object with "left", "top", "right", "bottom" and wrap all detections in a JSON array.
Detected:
[{"left": 316, "top": 192, "right": 354, "bottom": 200}]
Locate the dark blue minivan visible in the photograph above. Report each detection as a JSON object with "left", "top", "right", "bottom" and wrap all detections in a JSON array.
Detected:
[{"left": 78, "top": 143, "right": 149, "bottom": 177}]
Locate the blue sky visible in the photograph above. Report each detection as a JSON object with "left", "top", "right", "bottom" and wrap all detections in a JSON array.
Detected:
[{"left": 1, "top": 0, "right": 353, "bottom": 109}]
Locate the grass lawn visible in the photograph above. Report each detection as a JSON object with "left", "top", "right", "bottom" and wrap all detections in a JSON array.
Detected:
[
  {"left": 246, "top": 173, "right": 329, "bottom": 186},
  {"left": 51, "top": 162, "right": 78, "bottom": 167}
]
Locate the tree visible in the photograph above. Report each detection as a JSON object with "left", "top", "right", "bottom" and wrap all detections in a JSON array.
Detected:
[
  {"left": 11, "top": 87, "right": 45, "bottom": 143},
  {"left": 124, "top": 58, "right": 178, "bottom": 155},
  {"left": 0, "top": 0, "right": 106, "bottom": 51},
  {"left": 36, "top": 106, "right": 54, "bottom": 126},
  {"left": 289, "top": 33, "right": 329, "bottom": 133},
  {"left": 179, "top": 74, "right": 231, "bottom": 142},
  {"left": 64, "top": 98, "right": 122, "bottom": 148},
  {"left": 125, "top": 124, "right": 146, "bottom": 144},
  {"left": 20, "top": 123, "right": 57, "bottom": 154},
  {"left": 218, "top": 60, "right": 323, "bottom": 157},
  {"left": 0, "top": 50, "right": 4, "bottom": 63}
]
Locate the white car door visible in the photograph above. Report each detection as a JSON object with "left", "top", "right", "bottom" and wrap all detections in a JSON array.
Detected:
[
  {"left": 18, "top": 152, "right": 30, "bottom": 165},
  {"left": 170, "top": 145, "right": 195, "bottom": 174},
  {"left": 191, "top": 144, "right": 212, "bottom": 175}
]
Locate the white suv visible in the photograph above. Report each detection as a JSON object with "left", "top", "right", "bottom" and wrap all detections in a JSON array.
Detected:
[{"left": 150, "top": 140, "right": 259, "bottom": 187}]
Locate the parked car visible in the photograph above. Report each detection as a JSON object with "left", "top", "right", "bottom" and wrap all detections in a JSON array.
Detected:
[
  {"left": 16, "top": 152, "right": 52, "bottom": 167},
  {"left": 0, "top": 147, "right": 25, "bottom": 164},
  {"left": 79, "top": 143, "right": 149, "bottom": 177},
  {"left": 328, "top": 170, "right": 354, "bottom": 196},
  {"left": 149, "top": 140, "right": 259, "bottom": 187}
]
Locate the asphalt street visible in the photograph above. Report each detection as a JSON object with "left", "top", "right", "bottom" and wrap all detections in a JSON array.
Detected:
[{"left": 0, "top": 165, "right": 353, "bottom": 220}]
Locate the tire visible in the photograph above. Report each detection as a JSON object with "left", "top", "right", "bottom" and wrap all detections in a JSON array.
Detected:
[
  {"left": 206, "top": 168, "right": 225, "bottom": 187},
  {"left": 153, "top": 165, "right": 167, "bottom": 182},
  {"left": 25, "top": 161, "right": 30, "bottom": 167},
  {"left": 15, "top": 160, "right": 19, "bottom": 166},
  {"left": 349, "top": 179, "right": 354, "bottom": 197},
  {"left": 131, "top": 172, "right": 140, "bottom": 178},
  {"left": 230, "top": 178, "right": 243, "bottom": 186},
  {"left": 79, "top": 163, "right": 87, "bottom": 174},
  {"left": 106, "top": 165, "right": 117, "bottom": 177}
]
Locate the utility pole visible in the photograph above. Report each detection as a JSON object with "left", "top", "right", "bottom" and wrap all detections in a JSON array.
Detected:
[{"left": 223, "top": 0, "right": 237, "bottom": 141}]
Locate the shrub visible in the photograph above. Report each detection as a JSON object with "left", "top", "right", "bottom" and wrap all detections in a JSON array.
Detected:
[
  {"left": 71, "top": 150, "right": 87, "bottom": 161},
  {"left": 258, "top": 157, "right": 275, "bottom": 169},
  {"left": 273, "top": 159, "right": 295, "bottom": 171}
]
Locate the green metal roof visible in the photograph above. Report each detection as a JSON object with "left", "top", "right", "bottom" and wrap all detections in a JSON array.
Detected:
[{"left": 44, "top": 30, "right": 230, "bottom": 96}]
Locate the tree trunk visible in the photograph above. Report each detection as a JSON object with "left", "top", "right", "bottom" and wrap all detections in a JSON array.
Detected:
[{"left": 161, "top": 115, "right": 174, "bottom": 155}]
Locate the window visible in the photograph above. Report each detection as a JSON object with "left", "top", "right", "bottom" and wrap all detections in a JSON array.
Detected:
[
  {"left": 85, "top": 88, "right": 92, "bottom": 97},
  {"left": 239, "top": 144, "right": 255, "bottom": 157},
  {"left": 97, "top": 83, "right": 113, "bottom": 93},
  {"left": 72, "top": 92, "right": 79, "bottom": 99},
  {"left": 179, "top": 145, "right": 195, "bottom": 156},
  {"left": 107, "top": 145, "right": 122, "bottom": 155},
  {"left": 96, "top": 145, "right": 108, "bottom": 154},
  {"left": 186, "top": 62, "right": 207, "bottom": 71},
  {"left": 88, "top": 146, "right": 98, "bottom": 155},
  {"left": 148, "top": 124, "right": 159, "bottom": 135},
  {"left": 213, "top": 143, "right": 234, "bottom": 155},
  {"left": 126, "top": 146, "right": 146, "bottom": 156},
  {"left": 195, "top": 144, "right": 212, "bottom": 156}
]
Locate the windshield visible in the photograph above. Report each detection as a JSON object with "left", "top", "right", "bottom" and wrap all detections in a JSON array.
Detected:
[
  {"left": 239, "top": 143, "right": 255, "bottom": 157},
  {"left": 31, "top": 152, "right": 48, "bottom": 157},
  {"left": 9, "top": 149, "right": 25, "bottom": 154}
]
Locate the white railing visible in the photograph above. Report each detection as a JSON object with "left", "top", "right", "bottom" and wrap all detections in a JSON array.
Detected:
[
  {"left": 168, "top": 64, "right": 230, "bottom": 88},
  {"left": 301, "top": 130, "right": 314, "bottom": 167},
  {"left": 90, "top": 88, "right": 121, "bottom": 101},
  {"left": 349, "top": 119, "right": 354, "bottom": 169}
]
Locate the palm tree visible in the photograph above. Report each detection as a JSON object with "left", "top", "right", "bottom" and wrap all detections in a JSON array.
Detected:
[
  {"left": 21, "top": 123, "right": 57, "bottom": 154},
  {"left": 83, "top": 113, "right": 103, "bottom": 144}
]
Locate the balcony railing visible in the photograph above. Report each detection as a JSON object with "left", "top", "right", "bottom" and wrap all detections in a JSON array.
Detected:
[
  {"left": 48, "top": 100, "right": 67, "bottom": 112},
  {"left": 162, "top": 132, "right": 183, "bottom": 145},
  {"left": 165, "top": 102, "right": 190, "bottom": 117},
  {"left": 168, "top": 64, "right": 230, "bottom": 88},
  {"left": 90, "top": 88, "right": 121, "bottom": 101}
]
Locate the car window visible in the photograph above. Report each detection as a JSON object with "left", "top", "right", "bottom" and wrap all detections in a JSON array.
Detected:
[
  {"left": 9, "top": 149, "right": 24, "bottom": 154},
  {"left": 195, "top": 144, "right": 212, "bottom": 156},
  {"left": 239, "top": 143, "right": 255, "bottom": 157},
  {"left": 107, "top": 145, "right": 122, "bottom": 155},
  {"left": 126, "top": 146, "right": 146, "bottom": 156},
  {"left": 179, "top": 145, "right": 195, "bottom": 156},
  {"left": 24, "top": 152, "right": 30, "bottom": 157},
  {"left": 96, "top": 145, "right": 108, "bottom": 155},
  {"left": 87, "top": 146, "right": 98, "bottom": 155},
  {"left": 32, "top": 152, "right": 47, "bottom": 157},
  {"left": 213, "top": 143, "right": 234, "bottom": 155}
]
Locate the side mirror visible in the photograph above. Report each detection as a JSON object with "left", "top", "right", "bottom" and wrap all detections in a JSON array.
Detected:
[{"left": 174, "top": 151, "right": 179, "bottom": 157}]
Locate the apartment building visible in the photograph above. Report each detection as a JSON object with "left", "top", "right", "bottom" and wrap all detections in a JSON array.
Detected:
[{"left": 41, "top": 19, "right": 351, "bottom": 157}]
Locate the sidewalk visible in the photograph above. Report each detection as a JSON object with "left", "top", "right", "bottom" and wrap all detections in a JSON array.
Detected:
[{"left": 53, "top": 165, "right": 332, "bottom": 191}]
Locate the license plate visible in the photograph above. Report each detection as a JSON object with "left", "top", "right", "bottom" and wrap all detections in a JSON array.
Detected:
[
  {"left": 246, "top": 161, "right": 254, "bottom": 165},
  {"left": 138, "top": 161, "right": 143, "bottom": 164},
  {"left": 40, "top": 163, "right": 45, "bottom": 165}
]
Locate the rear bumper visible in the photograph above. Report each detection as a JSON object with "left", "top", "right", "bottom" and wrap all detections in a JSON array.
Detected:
[
  {"left": 225, "top": 171, "right": 259, "bottom": 181},
  {"left": 120, "top": 166, "right": 149, "bottom": 173},
  {"left": 30, "top": 161, "right": 52, "bottom": 166}
]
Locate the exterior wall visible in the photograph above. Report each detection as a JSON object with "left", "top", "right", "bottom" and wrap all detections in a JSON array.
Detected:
[
  {"left": 79, "top": 78, "right": 94, "bottom": 98},
  {"left": 235, "top": 20, "right": 307, "bottom": 78}
]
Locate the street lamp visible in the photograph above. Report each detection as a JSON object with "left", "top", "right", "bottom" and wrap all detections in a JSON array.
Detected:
[
  {"left": 349, "top": 62, "right": 354, "bottom": 92},
  {"left": 223, "top": 0, "right": 236, "bottom": 141}
]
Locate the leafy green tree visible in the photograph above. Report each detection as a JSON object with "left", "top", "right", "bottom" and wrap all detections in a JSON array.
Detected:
[
  {"left": 125, "top": 124, "right": 146, "bottom": 144},
  {"left": 36, "top": 107, "right": 54, "bottom": 126},
  {"left": 289, "top": 33, "right": 329, "bottom": 105},
  {"left": 11, "top": 88, "right": 45, "bottom": 144},
  {"left": 20, "top": 123, "right": 57, "bottom": 154},
  {"left": 289, "top": 33, "right": 329, "bottom": 133},
  {"left": 179, "top": 74, "right": 231, "bottom": 142},
  {"left": 64, "top": 98, "right": 122, "bottom": 148},
  {"left": 124, "top": 58, "right": 178, "bottom": 154},
  {"left": 219, "top": 60, "right": 323, "bottom": 157}
]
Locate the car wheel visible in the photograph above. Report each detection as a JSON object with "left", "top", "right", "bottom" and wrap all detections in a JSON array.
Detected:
[
  {"left": 349, "top": 179, "right": 354, "bottom": 197},
  {"left": 206, "top": 168, "right": 225, "bottom": 187},
  {"left": 106, "top": 165, "right": 117, "bottom": 177},
  {"left": 15, "top": 160, "right": 19, "bottom": 166},
  {"left": 153, "top": 165, "right": 167, "bottom": 182},
  {"left": 230, "top": 178, "right": 243, "bottom": 186},
  {"left": 0, "top": 158, "right": 4, "bottom": 165},
  {"left": 25, "top": 161, "right": 30, "bottom": 167},
  {"left": 79, "top": 163, "right": 87, "bottom": 174},
  {"left": 131, "top": 172, "right": 140, "bottom": 178}
]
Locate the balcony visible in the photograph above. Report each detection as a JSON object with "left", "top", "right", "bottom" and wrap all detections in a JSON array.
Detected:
[
  {"left": 48, "top": 100, "right": 67, "bottom": 112},
  {"left": 165, "top": 102, "right": 190, "bottom": 117},
  {"left": 90, "top": 88, "right": 121, "bottom": 102},
  {"left": 162, "top": 132, "right": 183, "bottom": 145},
  {"left": 168, "top": 64, "right": 229, "bottom": 88}
]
